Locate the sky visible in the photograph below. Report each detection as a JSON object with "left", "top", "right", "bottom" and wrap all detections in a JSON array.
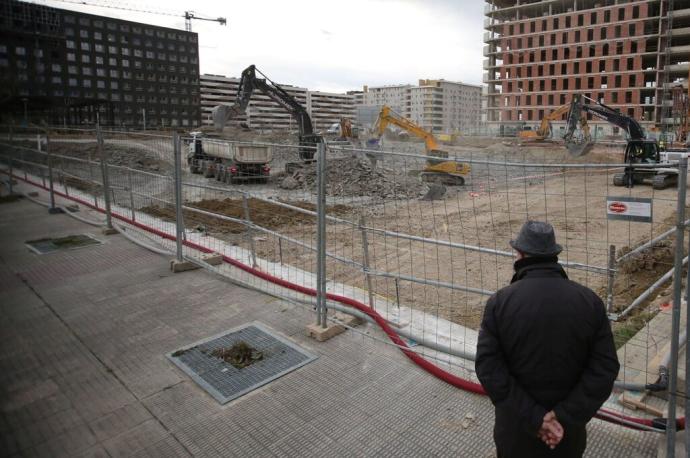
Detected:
[{"left": 32, "top": 0, "right": 486, "bottom": 93}]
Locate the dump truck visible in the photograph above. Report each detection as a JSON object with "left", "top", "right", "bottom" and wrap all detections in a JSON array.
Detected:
[{"left": 187, "top": 132, "right": 272, "bottom": 184}]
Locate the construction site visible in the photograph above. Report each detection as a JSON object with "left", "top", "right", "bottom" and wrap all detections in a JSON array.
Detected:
[{"left": 2, "top": 0, "right": 690, "bottom": 457}]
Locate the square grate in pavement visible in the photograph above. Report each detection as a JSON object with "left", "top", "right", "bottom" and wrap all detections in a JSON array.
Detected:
[
  {"left": 167, "top": 322, "right": 317, "bottom": 404},
  {"left": 26, "top": 234, "right": 102, "bottom": 254}
]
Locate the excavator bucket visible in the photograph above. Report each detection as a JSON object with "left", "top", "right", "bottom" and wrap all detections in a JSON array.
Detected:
[{"left": 566, "top": 141, "right": 594, "bottom": 157}]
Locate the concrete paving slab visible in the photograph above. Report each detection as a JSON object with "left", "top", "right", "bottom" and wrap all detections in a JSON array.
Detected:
[{"left": 0, "top": 197, "right": 661, "bottom": 457}]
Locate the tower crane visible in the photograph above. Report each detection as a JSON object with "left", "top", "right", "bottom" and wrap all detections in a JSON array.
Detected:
[{"left": 46, "top": 1, "right": 227, "bottom": 31}]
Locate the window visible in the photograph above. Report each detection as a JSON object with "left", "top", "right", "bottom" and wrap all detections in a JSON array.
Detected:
[
  {"left": 613, "top": 59, "right": 619, "bottom": 71},
  {"left": 68, "top": 78, "right": 77, "bottom": 87},
  {"left": 80, "top": 30, "right": 89, "bottom": 38},
  {"left": 615, "top": 75, "right": 621, "bottom": 86},
  {"left": 107, "top": 22, "right": 117, "bottom": 30},
  {"left": 629, "top": 24, "right": 636, "bottom": 36},
  {"left": 15, "top": 46, "right": 26, "bottom": 55},
  {"left": 574, "top": 62, "right": 579, "bottom": 73},
  {"left": 82, "top": 55, "right": 90, "bottom": 63},
  {"left": 107, "top": 34, "right": 116, "bottom": 42},
  {"left": 109, "top": 57, "right": 117, "bottom": 66},
  {"left": 122, "top": 59, "right": 129, "bottom": 67},
  {"left": 627, "top": 58, "right": 634, "bottom": 71},
  {"left": 67, "top": 52, "right": 75, "bottom": 61},
  {"left": 134, "top": 49, "right": 143, "bottom": 57},
  {"left": 575, "top": 79, "right": 581, "bottom": 89},
  {"left": 604, "top": 10, "right": 611, "bottom": 22},
  {"left": 588, "top": 77, "right": 594, "bottom": 89},
  {"left": 94, "top": 32, "right": 102, "bottom": 40},
  {"left": 80, "top": 42, "right": 90, "bottom": 51},
  {"left": 97, "top": 80, "right": 105, "bottom": 88},
  {"left": 121, "top": 48, "right": 130, "bottom": 56},
  {"left": 51, "top": 63, "right": 61, "bottom": 72},
  {"left": 79, "top": 17, "right": 90, "bottom": 26},
  {"left": 586, "top": 61, "right": 592, "bottom": 73},
  {"left": 618, "top": 8, "right": 625, "bottom": 21},
  {"left": 565, "top": 16, "right": 571, "bottom": 28},
  {"left": 599, "top": 60, "right": 605, "bottom": 72},
  {"left": 108, "top": 46, "right": 117, "bottom": 54},
  {"left": 612, "top": 92, "right": 618, "bottom": 103},
  {"left": 82, "top": 67, "right": 92, "bottom": 75},
  {"left": 563, "top": 79, "right": 569, "bottom": 90},
  {"left": 561, "top": 63, "right": 567, "bottom": 74},
  {"left": 632, "top": 5, "right": 639, "bottom": 19},
  {"left": 146, "top": 51, "right": 154, "bottom": 59},
  {"left": 94, "top": 20, "right": 103, "bottom": 28},
  {"left": 601, "top": 28, "right": 607, "bottom": 40},
  {"left": 68, "top": 65, "right": 77, "bottom": 74},
  {"left": 629, "top": 75, "right": 636, "bottom": 86},
  {"left": 51, "top": 76, "right": 62, "bottom": 84},
  {"left": 110, "top": 81, "right": 118, "bottom": 90},
  {"left": 578, "top": 14, "right": 584, "bottom": 26},
  {"left": 591, "top": 12, "right": 597, "bottom": 25},
  {"left": 110, "top": 69, "right": 119, "bottom": 78},
  {"left": 65, "top": 27, "right": 74, "bottom": 36},
  {"left": 95, "top": 44, "right": 104, "bottom": 53},
  {"left": 625, "top": 92, "right": 632, "bottom": 103},
  {"left": 587, "top": 29, "right": 593, "bottom": 41},
  {"left": 615, "top": 25, "right": 621, "bottom": 39},
  {"left": 631, "top": 42, "right": 637, "bottom": 53},
  {"left": 83, "top": 79, "right": 92, "bottom": 88},
  {"left": 553, "top": 18, "right": 558, "bottom": 29},
  {"left": 64, "top": 15, "right": 75, "bottom": 24},
  {"left": 96, "top": 56, "right": 103, "bottom": 64},
  {"left": 97, "top": 68, "right": 105, "bottom": 76}
]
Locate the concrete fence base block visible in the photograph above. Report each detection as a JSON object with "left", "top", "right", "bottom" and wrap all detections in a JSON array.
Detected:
[
  {"left": 306, "top": 322, "right": 345, "bottom": 342},
  {"left": 335, "top": 311, "right": 363, "bottom": 328},
  {"left": 101, "top": 227, "right": 118, "bottom": 236},
  {"left": 202, "top": 253, "right": 223, "bottom": 266},
  {"left": 170, "top": 259, "right": 200, "bottom": 273}
]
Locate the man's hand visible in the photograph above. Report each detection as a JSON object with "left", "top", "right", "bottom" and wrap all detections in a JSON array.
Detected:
[{"left": 537, "top": 411, "right": 563, "bottom": 449}]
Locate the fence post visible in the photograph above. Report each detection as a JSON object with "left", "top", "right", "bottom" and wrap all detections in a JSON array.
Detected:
[
  {"left": 316, "top": 141, "right": 327, "bottom": 328},
  {"left": 358, "top": 215, "right": 375, "bottom": 309},
  {"left": 606, "top": 245, "right": 615, "bottom": 313},
  {"left": 127, "top": 168, "right": 136, "bottom": 221},
  {"left": 97, "top": 125, "right": 113, "bottom": 229},
  {"left": 46, "top": 132, "right": 60, "bottom": 213},
  {"left": 173, "top": 131, "right": 184, "bottom": 262},
  {"left": 667, "top": 156, "right": 688, "bottom": 457},
  {"left": 8, "top": 155, "right": 13, "bottom": 195},
  {"left": 242, "top": 194, "right": 258, "bottom": 268},
  {"left": 278, "top": 237, "right": 283, "bottom": 265}
]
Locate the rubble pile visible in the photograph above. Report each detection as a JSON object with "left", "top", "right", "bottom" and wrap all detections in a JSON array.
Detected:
[{"left": 280, "top": 156, "right": 425, "bottom": 199}]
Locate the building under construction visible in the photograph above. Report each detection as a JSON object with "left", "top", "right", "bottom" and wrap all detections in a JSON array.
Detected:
[{"left": 484, "top": 0, "right": 690, "bottom": 138}]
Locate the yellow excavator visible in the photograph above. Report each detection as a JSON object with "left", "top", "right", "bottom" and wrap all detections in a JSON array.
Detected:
[
  {"left": 517, "top": 103, "right": 571, "bottom": 141},
  {"left": 372, "top": 106, "right": 470, "bottom": 186}
]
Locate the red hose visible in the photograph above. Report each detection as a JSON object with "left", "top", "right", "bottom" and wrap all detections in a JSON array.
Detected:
[{"left": 7, "top": 171, "right": 682, "bottom": 432}]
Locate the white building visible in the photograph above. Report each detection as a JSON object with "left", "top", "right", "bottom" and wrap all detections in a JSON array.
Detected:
[
  {"left": 200, "top": 74, "right": 355, "bottom": 132},
  {"left": 355, "top": 80, "right": 483, "bottom": 134}
]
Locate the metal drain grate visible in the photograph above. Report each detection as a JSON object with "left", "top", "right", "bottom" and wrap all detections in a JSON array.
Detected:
[
  {"left": 26, "top": 234, "right": 102, "bottom": 254},
  {"left": 167, "top": 322, "right": 317, "bottom": 404}
]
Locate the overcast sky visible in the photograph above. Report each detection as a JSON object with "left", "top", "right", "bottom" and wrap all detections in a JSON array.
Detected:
[{"left": 33, "top": 0, "right": 485, "bottom": 93}]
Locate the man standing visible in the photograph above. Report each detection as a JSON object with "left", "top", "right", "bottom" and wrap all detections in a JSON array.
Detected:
[{"left": 476, "top": 221, "right": 620, "bottom": 457}]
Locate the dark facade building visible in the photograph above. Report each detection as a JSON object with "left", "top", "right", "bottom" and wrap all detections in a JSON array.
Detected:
[
  {"left": 0, "top": 0, "right": 201, "bottom": 128},
  {"left": 484, "top": 0, "right": 690, "bottom": 138}
]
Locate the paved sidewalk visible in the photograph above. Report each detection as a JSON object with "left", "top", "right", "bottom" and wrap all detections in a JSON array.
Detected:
[{"left": 0, "top": 197, "right": 657, "bottom": 457}]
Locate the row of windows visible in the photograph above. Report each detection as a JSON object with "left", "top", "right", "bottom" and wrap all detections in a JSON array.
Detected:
[
  {"left": 65, "top": 41, "right": 197, "bottom": 58},
  {"left": 503, "top": 107, "right": 641, "bottom": 122},
  {"left": 504, "top": 42, "right": 640, "bottom": 65},
  {"left": 502, "top": 74, "right": 652, "bottom": 93},
  {"left": 505, "top": 5, "right": 642, "bottom": 35},
  {"left": 506, "top": 91, "right": 637, "bottom": 108},
  {"left": 505, "top": 24, "right": 643, "bottom": 51},
  {"left": 501, "top": 57, "right": 639, "bottom": 80},
  {"left": 63, "top": 33, "right": 197, "bottom": 54},
  {"left": 62, "top": 15, "right": 196, "bottom": 43}
]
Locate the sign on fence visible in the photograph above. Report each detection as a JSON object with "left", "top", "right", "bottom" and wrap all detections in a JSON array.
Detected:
[{"left": 605, "top": 196, "right": 653, "bottom": 222}]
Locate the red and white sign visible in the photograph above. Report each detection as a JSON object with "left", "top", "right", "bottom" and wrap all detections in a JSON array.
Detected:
[{"left": 606, "top": 197, "right": 652, "bottom": 222}]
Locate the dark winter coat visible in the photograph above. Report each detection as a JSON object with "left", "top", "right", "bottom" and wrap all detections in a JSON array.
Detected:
[{"left": 476, "top": 257, "right": 620, "bottom": 458}]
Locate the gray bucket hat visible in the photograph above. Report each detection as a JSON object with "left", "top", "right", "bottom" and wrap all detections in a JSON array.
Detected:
[{"left": 509, "top": 221, "right": 562, "bottom": 257}]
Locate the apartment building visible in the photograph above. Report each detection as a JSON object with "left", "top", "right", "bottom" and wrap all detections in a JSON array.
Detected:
[
  {"left": 409, "top": 79, "right": 482, "bottom": 133},
  {"left": 0, "top": 0, "right": 201, "bottom": 127},
  {"left": 484, "top": 0, "right": 690, "bottom": 137},
  {"left": 200, "top": 74, "right": 355, "bottom": 132},
  {"left": 357, "top": 80, "right": 482, "bottom": 134},
  {"left": 306, "top": 91, "right": 355, "bottom": 131}
]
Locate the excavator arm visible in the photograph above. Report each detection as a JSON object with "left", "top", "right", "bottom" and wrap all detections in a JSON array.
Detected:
[
  {"left": 564, "top": 94, "right": 646, "bottom": 156},
  {"left": 374, "top": 106, "right": 443, "bottom": 154},
  {"left": 212, "top": 65, "right": 320, "bottom": 159}
]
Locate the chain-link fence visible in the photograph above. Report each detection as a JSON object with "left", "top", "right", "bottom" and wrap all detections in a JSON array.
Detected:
[{"left": 1, "top": 126, "right": 689, "bottom": 453}]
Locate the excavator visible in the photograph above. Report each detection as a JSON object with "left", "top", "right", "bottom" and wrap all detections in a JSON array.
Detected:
[
  {"left": 517, "top": 103, "right": 570, "bottom": 142},
  {"left": 211, "top": 64, "right": 321, "bottom": 163},
  {"left": 563, "top": 94, "right": 681, "bottom": 189},
  {"left": 372, "top": 106, "right": 470, "bottom": 186}
]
